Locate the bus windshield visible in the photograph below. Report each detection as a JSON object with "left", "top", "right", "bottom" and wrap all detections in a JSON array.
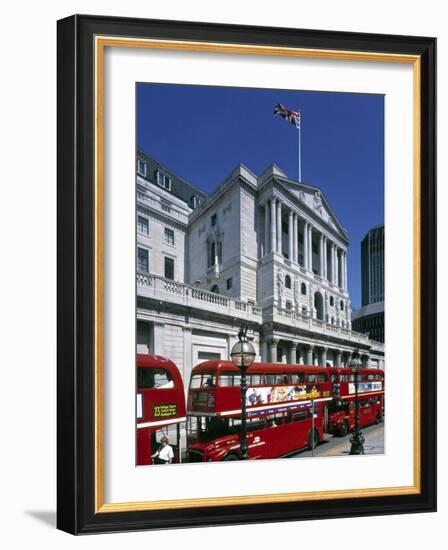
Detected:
[{"left": 137, "top": 367, "right": 174, "bottom": 388}]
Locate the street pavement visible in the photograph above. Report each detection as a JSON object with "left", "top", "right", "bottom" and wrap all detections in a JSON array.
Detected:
[{"left": 287, "top": 422, "right": 384, "bottom": 459}]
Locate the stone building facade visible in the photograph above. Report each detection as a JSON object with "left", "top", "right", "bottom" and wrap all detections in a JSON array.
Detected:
[{"left": 136, "top": 148, "right": 385, "bottom": 389}]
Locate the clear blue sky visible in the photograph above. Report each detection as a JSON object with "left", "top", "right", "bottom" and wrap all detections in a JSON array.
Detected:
[{"left": 137, "top": 83, "right": 384, "bottom": 309}]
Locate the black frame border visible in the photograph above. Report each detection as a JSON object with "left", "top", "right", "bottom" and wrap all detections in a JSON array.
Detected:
[{"left": 57, "top": 14, "right": 436, "bottom": 535}]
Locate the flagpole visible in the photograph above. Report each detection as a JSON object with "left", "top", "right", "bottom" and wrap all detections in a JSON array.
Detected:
[{"left": 298, "top": 122, "right": 302, "bottom": 182}]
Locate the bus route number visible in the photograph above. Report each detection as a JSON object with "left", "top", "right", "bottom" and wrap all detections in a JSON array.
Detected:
[{"left": 153, "top": 404, "right": 177, "bottom": 418}]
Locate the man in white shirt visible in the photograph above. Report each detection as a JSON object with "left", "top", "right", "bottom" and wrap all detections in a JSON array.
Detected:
[{"left": 151, "top": 436, "right": 174, "bottom": 464}]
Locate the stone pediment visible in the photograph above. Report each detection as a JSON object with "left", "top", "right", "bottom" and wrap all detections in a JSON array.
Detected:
[{"left": 277, "top": 178, "right": 348, "bottom": 240}]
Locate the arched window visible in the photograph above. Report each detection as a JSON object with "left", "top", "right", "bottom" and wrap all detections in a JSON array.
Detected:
[
  {"left": 340, "top": 300, "right": 344, "bottom": 310},
  {"left": 285, "top": 275, "right": 292, "bottom": 289},
  {"left": 301, "top": 283, "right": 307, "bottom": 295},
  {"left": 208, "top": 242, "right": 216, "bottom": 268},
  {"left": 331, "top": 316, "right": 335, "bottom": 325},
  {"left": 210, "top": 285, "right": 219, "bottom": 294},
  {"left": 329, "top": 296, "right": 334, "bottom": 306}
]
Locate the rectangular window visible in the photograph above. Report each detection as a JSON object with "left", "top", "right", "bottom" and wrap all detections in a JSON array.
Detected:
[
  {"left": 164, "top": 257, "right": 174, "bottom": 280},
  {"left": 156, "top": 171, "right": 172, "bottom": 191},
  {"left": 265, "top": 373, "right": 290, "bottom": 385},
  {"left": 211, "top": 213, "right": 217, "bottom": 226},
  {"left": 226, "top": 277, "right": 233, "bottom": 290},
  {"left": 285, "top": 300, "right": 292, "bottom": 310},
  {"left": 291, "top": 373, "right": 305, "bottom": 384},
  {"left": 164, "top": 227, "right": 175, "bottom": 246},
  {"left": 137, "top": 159, "right": 147, "bottom": 176},
  {"left": 137, "top": 216, "right": 149, "bottom": 235},
  {"left": 137, "top": 247, "right": 149, "bottom": 273}
]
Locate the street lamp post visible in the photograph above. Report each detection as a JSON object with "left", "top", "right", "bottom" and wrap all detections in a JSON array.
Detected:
[
  {"left": 349, "top": 349, "right": 365, "bottom": 455},
  {"left": 230, "top": 324, "right": 256, "bottom": 460}
]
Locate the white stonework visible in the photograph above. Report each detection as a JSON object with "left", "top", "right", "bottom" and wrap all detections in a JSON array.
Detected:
[{"left": 136, "top": 150, "right": 385, "bottom": 388}]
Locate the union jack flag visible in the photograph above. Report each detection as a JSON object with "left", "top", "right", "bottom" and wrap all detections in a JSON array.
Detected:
[{"left": 273, "top": 103, "right": 301, "bottom": 128}]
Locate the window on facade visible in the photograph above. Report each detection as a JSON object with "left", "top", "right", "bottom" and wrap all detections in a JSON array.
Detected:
[
  {"left": 164, "top": 227, "right": 175, "bottom": 246},
  {"left": 210, "top": 285, "right": 219, "bottom": 294},
  {"left": 137, "top": 216, "right": 149, "bottom": 235},
  {"left": 191, "top": 195, "right": 201, "bottom": 209},
  {"left": 137, "top": 247, "right": 149, "bottom": 273},
  {"left": 226, "top": 277, "right": 233, "bottom": 290},
  {"left": 340, "top": 300, "right": 344, "bottom": 310},
  {"left": 164, "top": 257, "right": 174, "bottom": 280},
  {"left": 156, "top": 171, "right": 172, "bottom": 191},
  {"left": 211, "top": 213, "right": 217, "bottom": 226},
  {"left": 137, "top": 159, "right": 147, "bottom": 176},
  {"left": 329, "top": 296, "right": 334, "bottom": 306},
  {"left": 285, "top": 300, "right": 292, "bottom": 310},
  {"left": 301, "top": 283, "right": 307, "bottom": 295},
  {"left": 285, "top": 275, "right": 292, "bottom": 289}
]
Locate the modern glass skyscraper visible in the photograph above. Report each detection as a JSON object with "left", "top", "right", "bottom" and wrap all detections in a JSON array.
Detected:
[{"left": 361, "top": 225, "right": 384, "bottom": 306}]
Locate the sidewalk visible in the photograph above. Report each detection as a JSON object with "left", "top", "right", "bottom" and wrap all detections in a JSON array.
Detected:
[{"left": 320, "top": 424, "right": 384, "bottom": 457}]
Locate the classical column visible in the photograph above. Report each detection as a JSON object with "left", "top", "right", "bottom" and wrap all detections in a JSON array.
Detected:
[
  {"left": 336, "top": 349, "right": 342, "bottom": 367},
  {"left": 293, "top": 214, "right": 298, "bottom": 263},
  {"left": 344, "top": 251, "right": 348, "bottom": 290},
  {"left": 319, "top": 234, "right": 324, "bottom": 276},
  {"left": 331, "top": 243, "right": 336, "bottom": 283},
  {"left": 336, "top": 249, "right": 340, "bottom": 287},
  {"left": 347, "top": 351, "right": 353, "bottom": 368},
  {"left": 303, "top": 221, "right": 309, "bottom": 270},
  {"left": 321, "top": 346, "right": 328, "bottom": 367},
  {"left": 270, "top": 338, "right": 278, "bottom": 363},
  {"left": 270, "top": 198, "right": 277, "bottom": 253},
  {"left": 264, "top": 201, "right": 270, "bottom": 255},
  {"left": 290, "top": 342, "right": 297, "bottom": 364},
  {"left": 261, "top": 339, "right": 268, "bottom": 362},
  {"left": 288, "top": 209, "right": 294, "bottom": 261},
  {"left": 276, "top": 200, "right": 282, "bottom": 254},
  {"left": 306, "top": 344, "right": 314, "bottom": 365},
  {"left": 308, "top": 225, "right": 313, "bottom": 272},
  {"left": 322, "top": 237, "right": 327, "bottom": 280},
  {"left": 297, "top": 344, "right": 304, "bottom": 364}
]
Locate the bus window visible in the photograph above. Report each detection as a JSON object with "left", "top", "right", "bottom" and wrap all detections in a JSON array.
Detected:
[
  {"left": 266, "top": 413, "right": 284, "bottom": 427},
  {"left": 266, "top": 373, "right": 290, "bottom": 385},
  {"left": 330, "top": 374, "right": 338, "bottom": 382},
  {"left": 247, "top": 418, "right": 265, "bottom": 432},
  {"left": 218, "top": 373, "right": 241, "bottom": 386},
  {"left": 247, "top": 374, "right": 263, "bottom": 385},
  {"left": 306, "top": 373, "right": 326, "bottom": 383},
  {"left": 291, "top": 373, "right": 305, "bottom": 384},
  {"left": 292, "top": 411, "right": 308, "bottom": 422},
  {"left": 138, "top": 367, "right": 173, "bottom": 388},
  {"left": 190, "top": 373, "right": 217, "bottom": 388},
  {"left": 340, "top": 374, "right": 349, "bottom": 382}
]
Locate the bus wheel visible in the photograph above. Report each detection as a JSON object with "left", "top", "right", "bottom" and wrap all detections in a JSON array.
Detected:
[
  {"left": 339, "top": 421, "right": 349, "bottom": 437},
  {"left": 308, "top": 429, "right": 319, "bottom": 450},
  {"left": 223, "top": 453, "right": 239, "bottom": 461}
]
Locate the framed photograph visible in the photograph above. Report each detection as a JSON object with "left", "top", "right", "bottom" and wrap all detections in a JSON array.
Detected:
[{"left": 57, "top": 14, "right": 436, "bottom": 534}]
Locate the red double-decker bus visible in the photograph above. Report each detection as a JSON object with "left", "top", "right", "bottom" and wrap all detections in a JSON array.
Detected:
[
  {"left": 136, "top": 354, "right": 186, "bottom": 465},
  {"left": 186, "top": 360, "right": 332, "bottom": 462},
  {"left": 327, "top": 367, "right": 384, "bottom": 436}
]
